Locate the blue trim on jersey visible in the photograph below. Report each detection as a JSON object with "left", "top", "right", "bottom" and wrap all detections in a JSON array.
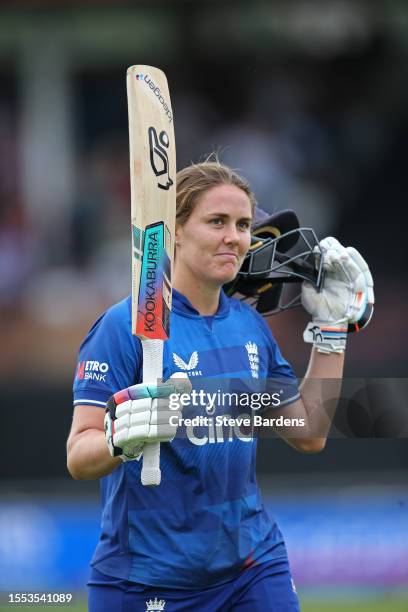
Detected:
[{"left": 72, "top": 290, "right": 300, "bottom": 589}]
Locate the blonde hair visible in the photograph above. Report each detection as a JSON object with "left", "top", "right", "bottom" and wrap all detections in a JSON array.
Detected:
[{"left": 176, "top": 156, "right": 256, "bottom": 226}]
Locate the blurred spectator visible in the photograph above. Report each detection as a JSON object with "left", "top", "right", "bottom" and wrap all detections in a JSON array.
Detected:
[
  {"left": 70, "top": 134, "right": 129, "bottom": 268},
  {"left": 0, "top": 196, "right": 38, "bottom": 315}
]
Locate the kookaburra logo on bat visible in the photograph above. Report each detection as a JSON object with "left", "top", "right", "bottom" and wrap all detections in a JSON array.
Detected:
[{"left": 148, "top": 126, "right": 173, "bottom": 190}]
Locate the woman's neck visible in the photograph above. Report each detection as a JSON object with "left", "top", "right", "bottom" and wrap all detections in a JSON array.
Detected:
[{"left": 173, "top": 273, "right": 221, "bottom": 316}]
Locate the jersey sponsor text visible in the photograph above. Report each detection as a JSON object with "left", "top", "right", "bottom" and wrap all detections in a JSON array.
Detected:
[{"left": 76, "top": 360, "right": 109, "bottom": 382}]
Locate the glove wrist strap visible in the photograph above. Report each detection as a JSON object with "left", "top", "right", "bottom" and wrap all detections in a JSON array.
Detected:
[{"left": 303, "top": 320, "right": 347, "bottom": 354}]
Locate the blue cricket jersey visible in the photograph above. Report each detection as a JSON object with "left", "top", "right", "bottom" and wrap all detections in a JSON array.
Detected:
[{"left": 73, "top": 289, "right": 300, "bottom": 589}]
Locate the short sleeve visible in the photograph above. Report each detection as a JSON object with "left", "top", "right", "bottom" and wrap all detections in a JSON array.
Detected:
[
  {"left": 253, "top": 310, "right": 300, "bottom": 410},
  {"left": 72, "top": 297, "right": 142, "bottom": 408}
]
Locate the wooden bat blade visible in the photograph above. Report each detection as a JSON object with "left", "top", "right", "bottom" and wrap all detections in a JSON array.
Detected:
[{"left": 127, "top": 65, "right": 176, "bottom": 341}]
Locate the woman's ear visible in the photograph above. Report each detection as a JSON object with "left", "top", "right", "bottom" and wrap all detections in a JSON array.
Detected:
[{"left": 175, "top": 224, "right": 182, "bottom": 247}]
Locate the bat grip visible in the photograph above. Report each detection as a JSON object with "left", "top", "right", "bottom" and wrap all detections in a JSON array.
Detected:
[
  {"left": 141, "top": 442, "right": 161, "bottom": 486},
  {"left": 141, "top": 339, "right": 163, "bottom": 487}
]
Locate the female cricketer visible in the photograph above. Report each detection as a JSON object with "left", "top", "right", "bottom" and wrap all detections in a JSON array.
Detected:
[{"left": 67, "top": 160, "right": 373, "bottom": 611}]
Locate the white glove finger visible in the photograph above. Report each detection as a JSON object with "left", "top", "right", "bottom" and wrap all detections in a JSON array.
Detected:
[
  {"left": 322, "top": 250, "right": 340, "bottom": 272},
  {"left": 314, "top": 238, "right": 336, "bottom": 270},
  {"left": 321, "top": 249, "right": 334, "bottom": 271},
  {"left": 126, "top": 423, "right": 150, "bottom": 443},
  {"left": 114, "top": 412, "right": 131, "bottom": 433},
  {"left": 129, "top": 410, "right": 151, "bottom": 427},
  {"left": 319, "top": 236, "right": 338, "bottom": 252},
  {"left": 115, "top": 408, "right": 151, "bottom": 435},
  {"left": 322, "top": 246, "right": 348, "bottom": 273},
  {"left": 116, "top": 397, "right": 151, "bottom": 419},
  {"left": 112, "top": 429, "right": 128, "bottom": 448},
  {"left": 322, "top": 245, "right": 362, "bottom": 288},
  {"left": 318, "top": 237, "right": 349, "bottom": 275},
  {"left": 335, "top": 254, "right": 364, "bottom": 288},
  {"left": 346, "top": 247, "right": 372, "bottom": 282},
  {"left": 320, "top": 236, "right": 347, "bottom": 257},
  {"left": 347, "top": 247, "right": 374, "bottom": 302},
  {"left": 114, "top": 399, "right": 132, "bottom": 419}
]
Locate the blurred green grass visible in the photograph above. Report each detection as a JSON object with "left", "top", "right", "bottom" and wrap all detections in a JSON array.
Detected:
[
  {"left": 302, "top": 597, "right": 408, "bottom": 611},
  {"left": 1, "top": 594, "right": 408, "bottom": 611}
]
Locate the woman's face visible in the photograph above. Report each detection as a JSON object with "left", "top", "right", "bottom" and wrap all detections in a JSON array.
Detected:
[{"left": 175, "top": 184, "right": 253, "bottom": 288}]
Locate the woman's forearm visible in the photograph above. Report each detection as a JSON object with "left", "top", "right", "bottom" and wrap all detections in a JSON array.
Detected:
[
  {"left": 299, "top": 347, "right": 345, "bottom": 438},
  {"left": 67, "top": 429, "right": 122, "bottom": 480}
]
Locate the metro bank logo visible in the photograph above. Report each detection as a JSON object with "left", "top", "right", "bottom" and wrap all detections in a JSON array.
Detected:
[{"left": 76, "top": 360, "right": 109, "bottom": 382}]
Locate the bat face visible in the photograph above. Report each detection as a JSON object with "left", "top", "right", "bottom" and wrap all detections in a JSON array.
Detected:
[
  {"left": 136, "top": 221, "right": 172, "bottom": 338},
  {"left": 127, "top": 66, "right": 176, "bottom": 340}
]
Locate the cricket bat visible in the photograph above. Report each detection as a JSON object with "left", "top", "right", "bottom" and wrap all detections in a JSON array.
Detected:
[{"left": 126, "top": 65, "right": 177, "bottom": 486}]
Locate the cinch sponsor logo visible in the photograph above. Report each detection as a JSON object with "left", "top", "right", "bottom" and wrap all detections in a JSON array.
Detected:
[
  {"left": 185, "top": 415, "right": 253, "bottom": 446},
  {"left": 135, "top": 73, "right": 173, "bottom": 123},
  {"left": 76, "top": 361, "right": 109, "bottom": 382}
]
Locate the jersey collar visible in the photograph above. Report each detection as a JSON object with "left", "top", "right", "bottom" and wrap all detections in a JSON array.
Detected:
[{"left": 172, "top": 288, "right": 230, "bottom": 319}]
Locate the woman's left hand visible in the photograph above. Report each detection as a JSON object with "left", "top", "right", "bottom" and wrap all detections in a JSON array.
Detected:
[{"left": 302, "top": 237, "right": 374, "bottom": 354}]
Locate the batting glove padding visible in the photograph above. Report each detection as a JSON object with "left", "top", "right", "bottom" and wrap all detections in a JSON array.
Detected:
[
  {"left": 104, "top": 375, "right": 190, "bottom": 462},
  {"left": 345, "top": 246, "right": 374, "bottom": 333},
  {"left": 302, "top": 237, "right": 374, "bottom": 354}
]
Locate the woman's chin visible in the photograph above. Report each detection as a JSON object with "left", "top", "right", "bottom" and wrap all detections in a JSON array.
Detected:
[
  {"left": 215, "top": 270, "right": 239, "bottom": 286},
  {"left": 198, "top": 264, "right": 239, "bottom": 287}
]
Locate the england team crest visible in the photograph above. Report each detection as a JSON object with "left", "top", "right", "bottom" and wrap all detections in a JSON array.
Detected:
[{"left": 245, "top": 341, "right": 259, "bottom": 378}]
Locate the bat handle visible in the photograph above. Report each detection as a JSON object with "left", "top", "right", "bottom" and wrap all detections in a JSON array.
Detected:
[
  {"left": 141, "top": 442, "right": 161, "bottom": 486},
  {"left": 141, "top": 339, "right": 163, "bottom": 487},
  {"left": 140, "top": 370, "right": 191, "bottom": 487}
]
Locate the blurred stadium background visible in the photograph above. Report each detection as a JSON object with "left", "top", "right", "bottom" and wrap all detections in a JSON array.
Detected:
[{"left": 0, "top": 1, "right": 407, "bottom": 610}]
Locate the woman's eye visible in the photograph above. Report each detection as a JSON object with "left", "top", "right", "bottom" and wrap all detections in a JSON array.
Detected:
[
  {"left": 211, "top": 218, "right": 223, "bottom": 225},
  {"left": 238, "top": 221, "right": 250, "bottom": 230}
]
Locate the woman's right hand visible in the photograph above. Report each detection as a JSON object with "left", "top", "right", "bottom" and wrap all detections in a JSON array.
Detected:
[{"left": 104, "top": 374, "right": 191, "bottom": 461}]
